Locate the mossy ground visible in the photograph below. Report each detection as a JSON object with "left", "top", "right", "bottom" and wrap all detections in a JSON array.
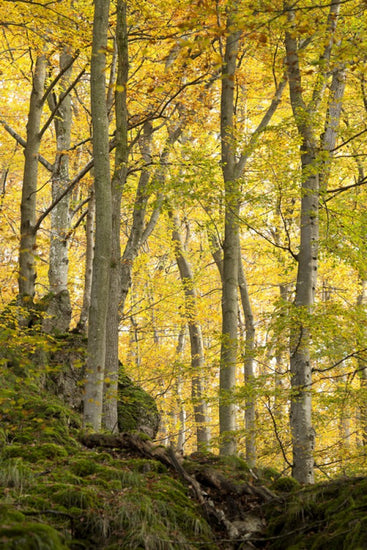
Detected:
[
  {"left": 0, "top": 371, "right": 215, "bottom": 549},
  {"left": 0, "top": 327, "right": 366, "bottom": 549}
]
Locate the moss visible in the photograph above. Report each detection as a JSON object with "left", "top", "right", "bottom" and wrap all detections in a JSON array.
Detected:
[
  {"left": 0, "top": 458, "right": 34, "bottom": 490},
  {"left": 272, "top": 476, "right": 300, "bottom": 493},
  {"left": 51, "top": 484, "right": 100, "bottom": 510},
  {"left": 122, "top": 458, "right": 168, "bottom": 474},
  {"left": 0, "top": 522, "right": 67, "bottom": 549},
  {"left": 118, "top": 373, "right": 160, "bottom": 438},
  {"left": 218, "top": 454, "right": 250, "bottom": 472},
  {"left": 260, "top": 466, "right": 280, "bottom": 481},
  {"left": 18, "top": 495, "right": 50, "bottom": 511},
  {"left": 0, "top": 504, "right": 26, "bottom": 524},
  {"left": 98, "top": 466, "right": 143, "bottom": 488},
  {"left": 3, "top": 443, "right": 68, "bottom": 462},
  {"left": 110, "top": 473, "right": 214, "bottom": 549},
  {"left": 69, "top": 458, "right": 100, "bottom": 477},
  {"left": 266, "top": 477, "right": 367, "bottom": 550}
]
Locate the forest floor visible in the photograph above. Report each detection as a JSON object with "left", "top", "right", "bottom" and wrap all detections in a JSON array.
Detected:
[{"left": 0, "top": 332, "right": 367, "bottom": 549}]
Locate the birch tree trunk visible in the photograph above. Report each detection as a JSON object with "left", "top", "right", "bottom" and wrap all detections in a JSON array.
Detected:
[
  {"left": 83, "top": 0, "right": 112, "bottom": 431},
  {"left": 103, "top": 0, "right": 129, "bottom": 432},
  {"left": 18, "top": 55, "right": 47, "bottom": 300},
  {"left": 170, "top": 211, "right": 210, "bottom": 450}
]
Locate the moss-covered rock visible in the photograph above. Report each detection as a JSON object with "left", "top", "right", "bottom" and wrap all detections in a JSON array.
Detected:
[
  {"left": 266, "top": 477, "right": 367, "bottom": 549},
  {"left": 118, "top": 373, "right": 160, "bottom": 438}
]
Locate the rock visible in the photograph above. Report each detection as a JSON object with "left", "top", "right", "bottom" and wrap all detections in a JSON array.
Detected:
[
  {"left": 47, "top": 335, "right": 160, "bottom": 438},
  {"left": 118, "top": 373, "right": 160, "bottom": 438}
]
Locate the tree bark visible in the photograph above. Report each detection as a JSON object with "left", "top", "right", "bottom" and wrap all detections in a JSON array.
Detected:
[
  {"left": 76, "top": 189, "right": 95, "bottom": 334},
  {"left": 285, "top": 0, "right": 344, "bottom": 483},
  {"left": 238, "top": 254, "right": 256, "bottom": 467},
  {"left": 83, "top": 0, "right": 112, "bottom": 431},
  {"left": 47, "top": 49, "right": 73, "bottom": 296},
  {"left": 357, "top": 281, "right": 367, "bottom": 447},
  {"left": 43, "top": 49, "right": 73, "bottom": 334},
  {"left": 170, "top": 211, "right": 211, "bottom": 450},
  {"left": 103, "top": 0, "right": 129, "bottom": 432},
  {"left": 18, "top": 55, "right": 47, "bottom": 300},
  {"left": 218, "top": 6, "right": 242, "bottom": 456}
]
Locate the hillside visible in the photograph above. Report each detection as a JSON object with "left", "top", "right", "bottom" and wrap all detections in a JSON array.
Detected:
[{"left": 0, "top": 330, "right": 366, "bottom": 549}]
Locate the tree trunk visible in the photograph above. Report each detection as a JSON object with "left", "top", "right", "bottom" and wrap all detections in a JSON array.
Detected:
[
  {"left": 285, "top": 0, "right": 344, "bottom": 483},
  {"left": 76, "top": 189, "right": 95, "bottom": 334},
  {"left": 48, "top": 49, "right": 73, "bottom": 296},
  {"left": 43, "top": 48, "right": 73, "bottom": 334},
  {"left": 83, "top": 0, "right": 112, "bottom": 431},
  {"left": 357, "top": 281, "right": 367, "bottom": 447},
  {"left": 18, "top": 55, "right": 47, "bottom": 300},
  {"left": 170, "top": 211, "right": 210, "bottom": 450},
  {"left": 175, "top": 325, "right": 187, "bottom": 453},
  {"left": 238, "top": 254, "right": 256, "bottom": 467},
  {"left": 219, "top": 11, "right": 241, "bottom": 456},
  {"left": 103, "top": 0, "right": 129, "bottom": 432}
]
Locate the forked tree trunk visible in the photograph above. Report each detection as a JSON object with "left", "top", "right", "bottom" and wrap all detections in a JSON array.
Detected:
[{"left": 83, "top": 0, "right": 112, "bottom": 431}]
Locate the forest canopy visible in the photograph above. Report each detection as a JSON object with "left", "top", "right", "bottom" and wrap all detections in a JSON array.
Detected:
[{"left": 0, "top": 0, "right": 367, "bottom": 485}]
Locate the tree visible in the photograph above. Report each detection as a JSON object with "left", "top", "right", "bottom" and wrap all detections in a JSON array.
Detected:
[
  {"left": 83, "top": 0, "right": 112, "bottom": 431},
  {"left": 285, "top": 0, "right": 346, "bottom": 483},
  {"left": 18, "top": 54, "right": 47, "bottom": 301},
  {"left": 103, "top": 0, "right": 129, "bottom": 432},
  {"left": 170, "top": 210, "right": 211, "bottom": 449}
]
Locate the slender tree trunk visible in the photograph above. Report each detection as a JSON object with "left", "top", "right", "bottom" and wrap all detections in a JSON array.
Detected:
[
  {"left": 18, "top": 55, "right": 47, "bottom": 300},
  {"left": 357, "top": 281, "right": 367, "bottom": 447},
  {"left": 175, "top": 325, "right": 187, "bottom": 453},
  {"left": 170, "top": 211, "right": 210, "bottom": 450},
  {"left": 219, "top": 12, "right": 241, "bottom": 456},
  {"left": 286, "top": 24, "right": 318, "bottom": 484},
  {"left": 43, "top": 49, "right": 73, "bottom": 333},
  {"left": 48, "top": 49, "right": 73, "bottom": 296},
  {"left": 103, "top": 0, "right": 129, "bottom": 432},
  {"left": 238, "top": 254, "right": 256, "bottom": 467},
  {"left": 83, "top": 0, "right": 112, "bottom": 431},
  {"left": 77, "top": 189, "right": 95, "bottom": 334},
  {"left": 285, "top": 0, "right": 344, "bottom": 483}
]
